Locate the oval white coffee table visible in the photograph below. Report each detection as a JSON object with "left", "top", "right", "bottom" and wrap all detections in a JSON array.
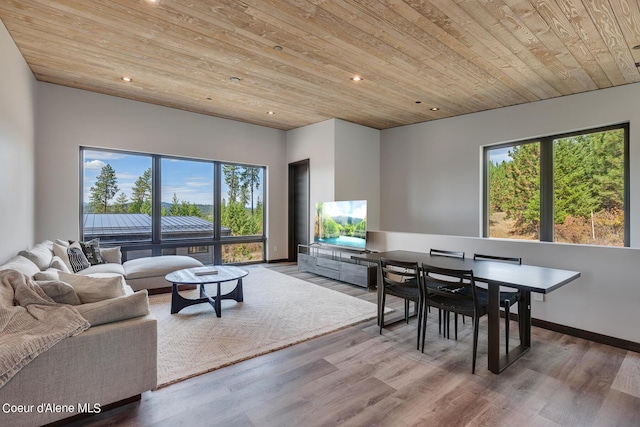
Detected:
[{"left": 165, "top": 265, "right": 248, "bottom": 317}]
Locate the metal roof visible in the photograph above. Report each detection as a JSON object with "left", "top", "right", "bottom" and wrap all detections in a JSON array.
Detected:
[{"left": 83, "top": 214, "right": 215, "bottom": 237}]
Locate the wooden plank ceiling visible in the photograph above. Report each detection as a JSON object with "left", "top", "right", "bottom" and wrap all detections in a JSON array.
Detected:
[{"left": 1, "top": 0, "right": 639, "bottom": 130}]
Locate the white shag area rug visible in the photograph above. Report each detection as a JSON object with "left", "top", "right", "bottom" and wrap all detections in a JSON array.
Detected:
[{"left": 150, "top": 266, "right": 379, "bottom": 388}]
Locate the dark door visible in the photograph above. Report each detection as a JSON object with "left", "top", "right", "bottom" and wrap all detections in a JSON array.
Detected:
[{"left": 288, "top": 159, "right": 309, "bottom": 261}]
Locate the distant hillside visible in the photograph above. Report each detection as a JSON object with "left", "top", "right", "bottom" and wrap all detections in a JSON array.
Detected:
[{"left": 84, "top": 202, "right": 214, "bottom": 215}]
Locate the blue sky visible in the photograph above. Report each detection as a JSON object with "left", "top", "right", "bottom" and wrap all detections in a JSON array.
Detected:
[
  {"left": 83, "top": 150, "right": 240, "bottom": 205},
  {"left": 488, "top": 146, "right": 512, "bottom": 165}
]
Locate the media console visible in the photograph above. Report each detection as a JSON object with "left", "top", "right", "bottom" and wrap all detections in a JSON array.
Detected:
[{"left": 297, "top": 244, "right": 377, "bottom": 289}]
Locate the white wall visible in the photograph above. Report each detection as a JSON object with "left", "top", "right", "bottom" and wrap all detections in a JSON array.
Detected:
[
  {"left": 34, "top": 83, "right": 288, "bottom": 261},
  {"left": 377, "top": 83, "right": 640, "bottom": 343},
  {"left": 287, "top": 118, "right": 381, "bottom": 250},
  {"left": 287, "top": 119, "right": 336, "bottom": 253},
  {"left": 334, "top": 119, "right": 381, "bottom": 230},
  {"left": 287, "top": 118, "right": 336, "bottom": 203},
  {"left": 0, "top": 20, "right": 36, "bottom": 263}
]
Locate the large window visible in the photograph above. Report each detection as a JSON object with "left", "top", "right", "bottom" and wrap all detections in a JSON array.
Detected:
[
  {"left": 81, "top": 148, "right": 266, "bottom": 263},
  {"left": 484, "top": 124, "right": 628, "bottom": 247},
  {"left": 161, "top": 158, "right": 214, "bottom": 240}
]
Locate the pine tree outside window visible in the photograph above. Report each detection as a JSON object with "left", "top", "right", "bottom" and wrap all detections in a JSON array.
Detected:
[{"left": 484, "top": 124, "right": 629, "bottom": 247}]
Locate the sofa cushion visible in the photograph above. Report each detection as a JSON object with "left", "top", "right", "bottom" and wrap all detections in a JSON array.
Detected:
[
  {"left": 36, "top": 280, "right": 82, "bottom": 305},
  {"left": 58, "top": 271, "right": 126, "bottom": 303},
  {"left": 0, "top": 255, "right": 41, "bottom": 278},
  {"left": 123, "top": 255, "right": 203, "bottom": 280},
  {"left": 75, "top": 290, "right": 150, "bottom": 327},
  {"left": 50, "top": 255, "right": 71, "bottom": 273},
  {"left": 34, "top": 268, "right": 61, "bottom": 281},
  {"left": 77, "top": 263, "right": 126, "bottom": 276},
  {"left": 18, "top": 241, "right": 54, "bottom": 270},
  {"left": 99, "top": 246, "right": 122, "bottom": 264},
  {"left": 53, "top": 242, "right": 73, "bottom": 271}
]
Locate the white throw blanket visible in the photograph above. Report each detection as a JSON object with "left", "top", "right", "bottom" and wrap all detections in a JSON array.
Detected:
[{"left": 0, "top": 269, "right": 90, "bottom": 387}]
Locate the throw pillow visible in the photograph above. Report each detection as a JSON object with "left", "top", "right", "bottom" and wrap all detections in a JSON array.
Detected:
[
  {"left": 55, "top": 239, "right": 70, "bottom": 247},
  {"left": 73, "top": 239, "right": 105, "bottom": 266},
  {"left": 53, "top": 242, "right": 73, "bottom": 271},
  {"left": 50, "top": 255, "right": 71, "bottom": 273},
  {"left": 36, "top": 280, "right": 82, "bottom": 305},
  {"left": 99, "top": 246, "right": 122, "bottom": 264},
  {"left": 67, "top": 247, "right": 91, "bottom": 273},
  {"left": 75, "top": 290, "right": 149, "bottom": 326},
  {"left": 18, "top": 241, "right": 54, "bottom": 270},
  {"left": 58, "top": 271, "right": 126, "bottom": 303}
]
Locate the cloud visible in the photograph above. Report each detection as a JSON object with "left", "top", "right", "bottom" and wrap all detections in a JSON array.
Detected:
[
  {"left": 85, "top": 151, "right": 126, "bottom": 161},
  {"left": 85, "top": 160, "right": 107, "bottom": 170}
]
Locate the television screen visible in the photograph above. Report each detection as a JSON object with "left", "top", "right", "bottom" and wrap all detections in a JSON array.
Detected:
[{"left": 314, "top": 200, "right": 367, "bottom": 250}]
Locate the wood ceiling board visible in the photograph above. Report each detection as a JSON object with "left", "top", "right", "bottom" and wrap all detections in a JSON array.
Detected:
[{"left": 1, "top": 0, "right": 639, "bottom": 130}]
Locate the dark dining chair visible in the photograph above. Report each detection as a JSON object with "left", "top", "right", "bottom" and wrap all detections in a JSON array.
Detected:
[
  {"left": 473, "top": 253, "right": 523, "bottom": 354},
  {"left": 419, "top": 264, "right": 488, "bottom": 374},
  {"left": 379, "top": 257, "right": 423, "bottom": 349},
  {"left": 429, "top": 248, "right": 465, "bottom": 337}
]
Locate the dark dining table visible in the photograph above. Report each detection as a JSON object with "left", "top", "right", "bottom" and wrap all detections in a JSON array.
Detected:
[{"left": 351, "top": 250, "right": 581, "bottom": 374}]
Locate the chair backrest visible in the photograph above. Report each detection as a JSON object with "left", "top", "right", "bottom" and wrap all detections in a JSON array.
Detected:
[
  {"left": 473, "top": 253, "right": 522, "bottom": 265},
  {"left": 420, "top": 264, "right": 477, "bottom": 305},
  {"left": 430, "top": 248, "right": 465, "bottom": 259},
  {"left": 379, "top": 257, "right": 420, "bottom": 288}
]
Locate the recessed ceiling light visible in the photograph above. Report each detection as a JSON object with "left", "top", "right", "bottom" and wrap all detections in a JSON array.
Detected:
[
  {"left": 430, "top": 107, "right": 440, "bottom": 111},
  {"left": 633, "top": 44, "right": 640, "bottom": 50},
  {"left": 229, "top": 76, "right": 241, "bottom": 83},
  {"left": 206, "top": 97, "right": 212, "bottom": 101},
  {"left": 267, "top": 111, "right": 275, "bottom": 115},
  {"left": 351, "top": 76, "right": 363, "bottom": 82},
  {"left": 273, "top": 45, "right": 283, "bottom": 52},
  {"left": 415, "top": 101, "right": 422, "bottom": 104},
  {"left": 121, "top": 76, "right": 132, "bottom": 82}
]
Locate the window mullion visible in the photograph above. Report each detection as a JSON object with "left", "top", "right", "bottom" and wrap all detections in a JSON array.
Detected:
[
  {"left": 152, "top": 156, "right": 162, "bottom": 250},
  {"left": 213, "top": 162, "right": 222, "bottom": 263},
  {"left": 539, "top": 138, "right": 554, "bottom": 242}
]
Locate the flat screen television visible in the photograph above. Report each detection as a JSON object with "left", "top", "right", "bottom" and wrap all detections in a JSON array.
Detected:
[{"left": 314, "top": 200, "right": 367, "bottom": 250}]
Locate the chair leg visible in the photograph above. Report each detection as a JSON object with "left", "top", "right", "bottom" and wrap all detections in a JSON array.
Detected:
[
  {"left": 421, "top": 304, "right": 428, "bottom": 352},
  {"left": 446, "top": 311, "right": 450, "bottom": 339},
  {"left": 504, "top": 300, "right": 511, "bottom": 354},
  {"left": 472, "top": 314, "right": 480, "bottom": 374},
  {"left": 416, "top": 297, "right": 422, "bottom": 350},
  {"left": 379, "top": 292, "right": 386, "bottom": 334},
  {"left": 404, "top": 299, "right": 409, "bottom": 323},
  {"left": 455, "top": 313, "right": 458, "bottom": 340}
]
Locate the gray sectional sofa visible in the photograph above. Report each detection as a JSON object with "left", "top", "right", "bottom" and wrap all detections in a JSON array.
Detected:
[{"left": 0, "top": 240, "right": 202, "bottom": 426}]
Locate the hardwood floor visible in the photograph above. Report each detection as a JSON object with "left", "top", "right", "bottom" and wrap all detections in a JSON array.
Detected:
[{"left": 70, "top": 264, "right": 640, "bottom": 427}]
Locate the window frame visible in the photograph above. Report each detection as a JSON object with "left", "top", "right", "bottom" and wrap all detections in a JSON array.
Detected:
[
  {"left": 79, "top": 147, "right": 266, "bottom": 263},
  {"left": 483, "top": 123, "right": 629, "bottom": 246}
]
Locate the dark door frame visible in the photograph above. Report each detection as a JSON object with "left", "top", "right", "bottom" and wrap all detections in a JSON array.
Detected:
[{"left": 288, "top": 159, "right": 310, "bottom": 262}]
